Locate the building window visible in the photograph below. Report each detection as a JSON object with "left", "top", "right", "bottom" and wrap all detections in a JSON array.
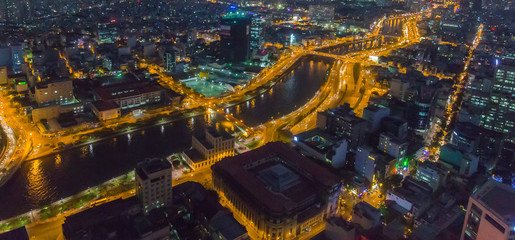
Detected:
[{"left": 485, "top": 214, "right": 505, "bottom": 233}]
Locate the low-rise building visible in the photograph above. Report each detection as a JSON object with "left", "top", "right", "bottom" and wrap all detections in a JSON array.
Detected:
[
  {"left": 31, "top": 102, "right": 84, "bottom": 123},
  {"left": 182, "top": 127, "right": 235, "bottom": 170},
  {"left": 94, "top": 82, "right": 163, "bottom": 110},
  {"left": 35, "top": 78, "right": 74, "bottom": 105},
  {"left": 312, "top": 217, "right": 355, "bottom": 240},
  {"left": 316, "top": 104, "right": 366, "bottom": 150},
  {"left": 211, "top": 142, "right": 341, "bottom": 240},
  {"left": 386, "top": 176, "right": 433, "bottom": 218},
  {"left": 91, "top": 100, "right": 121, "bottom": 121},
  {"left": 378, "top": 132, "right": 408, "bottom": 160},
  {"left": 62, "top": 197, "right": 169, "bottom": 240},
  {"left": 439, "top": 144, "right": 479, "bottom": 177},
  {"left": 416, "top": 161, "right": 447, "bottom": 191},
  {"left": 351, "top": 201, "right": 381, "bottom": 230},
  {"left": 355, "top": 145, "right": 379, "bottom": 183},
  {"left": 294, "top": 128, "right": 348, "bottom": 168}
]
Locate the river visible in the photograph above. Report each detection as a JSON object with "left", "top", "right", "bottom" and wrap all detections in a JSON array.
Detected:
[{"left": 0, "top": 58, "right": 331, "bottom": 220}]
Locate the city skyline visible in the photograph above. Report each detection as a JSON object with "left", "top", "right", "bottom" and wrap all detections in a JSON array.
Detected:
[{"left": 0, "top": 0, "right": 514, "bottom": 239}]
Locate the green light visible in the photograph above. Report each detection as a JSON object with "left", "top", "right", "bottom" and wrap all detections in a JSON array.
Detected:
[
  {"left": 18, "top": 82, "right": 26, "bottom": 85},
  {"left": 403, "top": 158, "right": 408, "bottom": 167}
]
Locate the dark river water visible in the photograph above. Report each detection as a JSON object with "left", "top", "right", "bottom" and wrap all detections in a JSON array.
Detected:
[{"left": 0, "top": 58, "right": 331, "bottom": 220}]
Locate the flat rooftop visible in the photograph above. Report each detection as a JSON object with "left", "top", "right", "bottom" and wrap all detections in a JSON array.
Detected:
[
  {"left": 295, "top": 128, "right": 338, "bottom": 155},
  {"left": 136, "top": 158, "right": 171, "bottom": 181},
  {"left": 364, "top": 104, "right": 389, "bottom": 113},
  {"left": 94, "top": 81, "right": 162, "bottom": 100},
  {"left": 92, "top": 100, "right": 119, "bottom": 111},
  {"left": 206, "top": 127, "right": 233, "bottom": 140},
  {"left": 473, "top": 180, "right": 515, "bottom": 224},
  {"left": 212, "top": 142, "right": 340, "bottom": 214},
  {"left": 183, "top": 149, "right": 206, "bottom": 163}
]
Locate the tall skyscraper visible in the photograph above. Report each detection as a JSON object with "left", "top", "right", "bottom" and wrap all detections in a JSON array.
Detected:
[
  {"left": 250, "top": 15, "right": 265, "bottom": 51},
  {"left": 460, "top": 180, "right": 515, "bottom": 240},
  {"left": 135, "top": 158, "right": 173, "bottom": 214},
  {"left": 164, "top": 50, "right": 176, "bottom": 73},
  {"left": 10, "top": 45, "right": 23, "bottom": 73},
  {"left": 220, "top": 12, "right": 251, "bottom": 63},
  {"left": 480, "top": 62, "right": 515, "bottom": 134},
  {"left": 409, "top": 86, "right": 434, "bottom": 133}
]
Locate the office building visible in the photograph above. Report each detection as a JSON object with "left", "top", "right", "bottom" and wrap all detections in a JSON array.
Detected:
[
  {"left": 135, "top": 158, "right": 173, "bottom": 213},
  {"left": 316, "top": 104, "right": 366, "bottom": 150},
  {"left": 97, "top": 22, "right": 118, "bottom": 44},
  {"left": 480, "top": 63, "right": 515, "bottom": 134},
  {"left": 220, "top": 12, "right": 251, "bottom": 63},
  {"left": 294, "top": 128, "right": 348, "bottom": 169},
  {"left": 380, "top": 116, "right": 408, "bottom": 140},
  {"left": 439, "top": 144, "right": 479, "bottom": 177},
  {"left": 34, "top": 79, "right": 74, "bottom": 105},
  {"left": 389, "top": 78, "right": 410, "bottom": 101},
  {"left": 250, "top": 15, "right": 265, "bottom": 51},
  {"left": 10, "top": 45, "right": 23, "bottom": 73},
  {"left": 164, "top": 49, "right": 176, "bottom": 73},
  {"left": 460, "top": 180, "right": 515, "bottom": 240},
  {"left": 182, "top": 127, "right": 234, "bottom": 170},
  {"left": 415, "top": 161, "right": 447, "bottom": 191},
  {"left": 451, "top": 122, "right": 504, "bottom": 159},
  {"left": 409, "top": 86, "right": 434, "bottom": 133},
  {"left": 355, "top": 145, "right": 379, "bottom": 183},
  {"left": 212, "top": 142, "right": 340, "bottom": 240},
  {"left": 362, "top": 104, "right": 390, "bottom": 132},
  {"left": 378, "top": 132, "right": 408, "bottom": 160}
]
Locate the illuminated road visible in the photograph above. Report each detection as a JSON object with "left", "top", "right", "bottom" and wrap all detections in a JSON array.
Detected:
[
  {"left": 429, "top": 24, "right": 483, "bottom": 160},
  {"left": 260, "top": 15, "right": 423, "bottom": 143}
]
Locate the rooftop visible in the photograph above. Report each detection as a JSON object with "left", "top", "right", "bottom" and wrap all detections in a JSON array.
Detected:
[
  {"left": 136, "top": 158, "right": 171, "bottom": 181},
  {"left": 35, "top": 78, "right": 72, "bottom": 89},
  {"left": 364, "top": 104, "right": 389, "bottom": 113},
  {"left": 92, "top": 100, "right": 120, "bottom": 111},
  {"left": 212, "top": 142, "right": 340, "bottom": 214},
  {"left": 473, "top": 180, "right": 515, "bottom": 224},
  {"left": 206, "top": 127, "right": 233, "bottom": 140},
  {"left": 295, "top": 128, "right": 339, "bottom": 155},
  {"left": 94, "top": 81, "right": 162, "bottom": 101},
  {"left": 183, "top": 149, "right": 206, "bottom": 163}
]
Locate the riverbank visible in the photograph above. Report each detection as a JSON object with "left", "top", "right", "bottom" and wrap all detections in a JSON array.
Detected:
[{"left": 0, "top": 171, "right": 136, "bottom": 233}]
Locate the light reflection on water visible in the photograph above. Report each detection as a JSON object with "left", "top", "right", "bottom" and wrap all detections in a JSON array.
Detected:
[
  {"left": 0, "top": 57, "right": 331, "bottom": 220},
  {"left": 25, "top": 160, "right": 52, "bottom": 205}
]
